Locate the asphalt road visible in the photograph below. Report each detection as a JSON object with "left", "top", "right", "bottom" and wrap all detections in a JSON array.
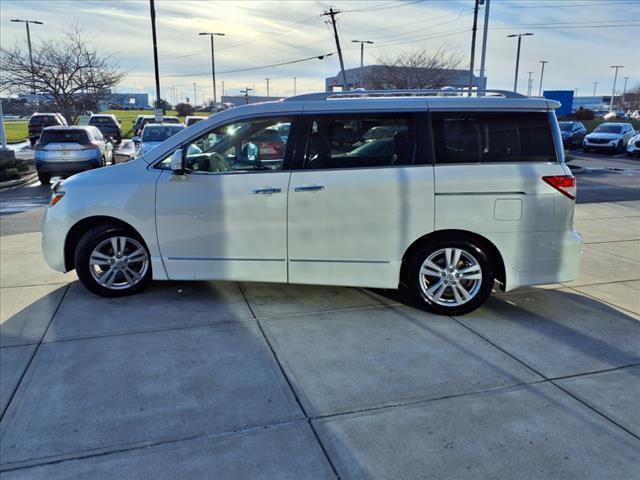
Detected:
[{"left": 1, "top": 149, "right": 638, "bottom": 236}]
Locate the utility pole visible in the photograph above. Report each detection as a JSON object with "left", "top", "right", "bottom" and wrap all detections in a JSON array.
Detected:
[
  {"left": 467, "top": 0, "right": 480, "bottom": 94},
  {"left": 351, "top": 40, "right": 374, "bottom": 88},
  {"left": 593, "top": 81, "right": 598, "bottom": 97},
  {"left": 240, "top": 86, "right": 252, "bottom": 104},
  {"left": 478, "top": 0, "right": 491, "bottom": 94},
  {"left": 199, "top": 32, "right": 225, "bottom": 110},
  {"left": 148, "top": 0, "right": 163, "bottom": 114},
  {"left": 265, "top": 78, "right": 271, "bottom": 98},
  {"left": 193, "top": 83, "right": 197, "bottom": 106},
  {"left": 538, "top": 60, "right": 548, "bottom": 97},
  {"left": 526, "top": 72, "right": 534, "bottom": 96},
  {"left": 322, "top": 7, "right": 348, "bottom": 91},
  {"left": 11, "top": 19, "right": 43, "bottom": 103},
  {"left": 507, "top": 33, "right": 533, "bottom": 93},
  {"left": 609, "top": 65, "right": 623, "bottom": 112},
  {"left": 294, "top": 77, "right": 297, "bottom": 95}
]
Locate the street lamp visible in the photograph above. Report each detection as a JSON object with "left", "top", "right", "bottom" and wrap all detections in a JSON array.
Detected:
[
  {"left": 351, "top": 40, "right": 374, "bottom": 88},
  {"left": 10, "top": 19, "right": 43, "bottom": 100},
  {"left": 538, "top": 60, "right": 548, "bottom": 97},
  {"left": 622, "top": 76, "right": 630, "bottom": 108},
  {"left": 507, "top": 33, "right": 533, "bottom": 93},
  {"left": 265, "top": 78, "right": 271, "bottom": 98},
  {"left": 199, "top": 32, "right": 225, "bottom": 110},
  {"left": 593, "top": 81, "right": 598, "bottom": 97},
  {"left": 526, "top": 71, "right": 534, "bottom": 96},
  {"left": 609, "top": 65, "right": 623, "bottom": 112}
]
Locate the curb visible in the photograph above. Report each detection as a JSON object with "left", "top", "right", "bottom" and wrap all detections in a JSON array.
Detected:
[{"left": 0, "top": 172, "right": 38, "bottom": 190}]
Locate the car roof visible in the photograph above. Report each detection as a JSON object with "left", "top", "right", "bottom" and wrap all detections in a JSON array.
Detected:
[
  {"left": 143, "top": 123, "right": 185, "bottom": 129},
  {"left": 42, "top": 126, "right": 94, "bottom": 131},
  {"left": 90, "top": 114, "right": 116, "bottom": 118},
  {"left": 599, "top": 122, "right": 629, "bottom": 126}
]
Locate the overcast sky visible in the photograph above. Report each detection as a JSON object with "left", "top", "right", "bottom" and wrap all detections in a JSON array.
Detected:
[{"left": 1, "top": 0, "right": 639, "bottom": 103}]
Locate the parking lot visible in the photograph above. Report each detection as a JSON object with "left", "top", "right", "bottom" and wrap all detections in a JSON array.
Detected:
[{"left": 0, "top": 148, "right": 638, "bottom": 478}]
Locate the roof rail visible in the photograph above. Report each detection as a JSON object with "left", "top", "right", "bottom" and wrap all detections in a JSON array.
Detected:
[{"left": 284, "top": 88, "right": 527, "bottom": 101}]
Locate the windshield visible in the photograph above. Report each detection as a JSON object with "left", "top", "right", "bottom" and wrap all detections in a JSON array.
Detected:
[
  {"left": 142, "top": 126, "right": 184, "bottom": 142},
  {"left": 39, "top": 130, "right": 88, "bottom": 145},
  {"left": 89, "top": 117, "right": 116, "bottom": 125},
  {"left": 348, "top": 138, "right": 395, "bottom": 156},
  {"left": 594, "top": 125, "right": 622, "bottom": 134},
  {"left": 558, "top": 122, "right": 573, "bottom": 132}
]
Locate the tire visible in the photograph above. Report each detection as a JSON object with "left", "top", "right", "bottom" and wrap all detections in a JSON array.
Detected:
[
  {"left": 75, "top": 225, "right": 152, "bottom": 297},
  {"left": 407, "top": 239, "right": 494, "bottom": 316},
  {"left": 617, "top": 141, "right": 623, "bottom": 153},
  {"left": 37, "top": 172, "right": 51, "bottom": 185}
]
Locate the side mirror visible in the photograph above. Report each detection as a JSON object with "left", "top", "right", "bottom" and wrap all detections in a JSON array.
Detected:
[
  {"left": 132, "top": 136, "right": 140, "bottom": 144},
  {"left": 170, "top": 149, "right": 184, "bottom": 174},
  {"left": 240, "top": 142, "right": 261, "bottom": 166}
]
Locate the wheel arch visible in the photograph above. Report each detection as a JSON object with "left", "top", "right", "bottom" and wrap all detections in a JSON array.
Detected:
[
  {"left": 400, "top": 229, "right": 506, "bottom": 289},
  {"left": 64, "top": 216, "right": 146, "bottom": 271}
]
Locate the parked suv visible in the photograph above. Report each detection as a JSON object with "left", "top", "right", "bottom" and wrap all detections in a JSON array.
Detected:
[
  {"left": 88, "top": 114, "right": 122, "bottom": 144},
  {"left": 133, "top": 115, "right": 181, "bottom": 136},
  {"left": 35, "top": 126, "right": 113, "bottom": 185},
  {"left": 558, "top": 121, "right": 586, "bottom": 149},
  {"left": 28, "top": 113, "right": 67, "bottom": 146},
  {"left": 42, "top": 90, "right": 582, "bottom": 315},
  {"left": 583, "top": 122, "right": 637, "bottom": 153}
]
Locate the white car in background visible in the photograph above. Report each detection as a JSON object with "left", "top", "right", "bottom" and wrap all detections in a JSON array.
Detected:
[
  {"left": 627, "top": 132, "right": 640, "bottom": 157},
  {"left": 582, "top": 123, "right": 637, "bottom": 153},
  {"left": 133, "top": 124, "right": 185, "bottom": 158}
]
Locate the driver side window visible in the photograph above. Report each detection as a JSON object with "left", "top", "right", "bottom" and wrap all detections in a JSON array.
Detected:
[{"left": 183, "top": 116, "right": 292, "bottom": 174}]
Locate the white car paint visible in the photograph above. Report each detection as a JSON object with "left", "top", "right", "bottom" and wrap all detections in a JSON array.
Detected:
[{"left": 42, "top": 94, "right": 582, "bottom": 297}]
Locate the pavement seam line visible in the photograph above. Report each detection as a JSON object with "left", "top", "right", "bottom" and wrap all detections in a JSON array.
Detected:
[
  {"left": 450, "top": 316, "right": 640, "bottom": 443},
  {"left": 0, "top": 284, "right": 69, "bottom": 422},
  {"left": 561, "top": 284, "right": 640, "bottom": 318},
  {"left": 0, "top": 419, "right": 308, "bottom": 473},
  {"left": 237, "top": 282, "right": 341, "bottom": 480}
]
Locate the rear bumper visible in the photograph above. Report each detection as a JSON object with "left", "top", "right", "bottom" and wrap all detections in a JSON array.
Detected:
[
  {"left": 36, "top": 159, "right": 101, "bottom": 176},
  {"left": 493, "top": 230, "right": 583, "bottom": 291}
]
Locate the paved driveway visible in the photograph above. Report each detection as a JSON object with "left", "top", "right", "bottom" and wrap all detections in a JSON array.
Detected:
[{"left": 1, "top": 201, "right": 638, "bottom": 478}]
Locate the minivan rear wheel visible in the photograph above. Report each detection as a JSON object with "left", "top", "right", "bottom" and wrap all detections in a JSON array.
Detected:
[
  {"left": 408, "top": 239, "right": 494, "bottom": 315},
  {"left": 75, "top": 225, "right": 152, "bottom": 297}
]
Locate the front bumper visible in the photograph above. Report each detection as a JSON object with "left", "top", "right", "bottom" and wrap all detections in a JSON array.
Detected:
[
  {"left": 583, "top": 140, "right": 618, "bottom": 150},
  {"left": 627, "top": 142, "right": 640, "bottom": 154},
  {"left": 42, "top": 202, "right": 75, "bottom": 273}
]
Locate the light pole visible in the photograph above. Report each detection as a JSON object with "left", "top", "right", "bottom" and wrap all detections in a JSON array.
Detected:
[
  {"left": 526, "top": 71, "right": 534, "bottom": 96},
  {"left": 293, "top": 77, "right": 297, "bottom": 95},
  {"left": 265, "top": 78, "right": 271, "bottom": 98},
  {"left": 199, "top": 32, "right": 225, "bottom": 110},
  {"left": 622, "top": 76, "right": 629, "bottom": 109},
  {"left": 10, "top": 19, "right": 43, "bottom": 101},
  {"left": 593, "top": 81, "right": 598, "bottom": 97},
  {"left": 507, "top": 33, "right": 533, "bottom": 93},
  {"left": 538, "top": 60, "right": 548, "bottom": 97},
  {"left": 609, "top": 65, "right": 623, "bottom": 112},
  {"left": 351, "top": 40, "right": 374, "bottom": 88},
  {"left": 193, "top": 83, "right": 197, "bottom": 106}
]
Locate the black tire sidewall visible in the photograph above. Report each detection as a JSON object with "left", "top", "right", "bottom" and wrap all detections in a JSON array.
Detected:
[
  {"left": 37, "top": 172, "right": 51, "bottom": 185},
  {"left": 408, "top": 239, "right": 494, "bottom": 316},
  {"left": 75, "top": 225, "right": 152, "bottom": 297}
]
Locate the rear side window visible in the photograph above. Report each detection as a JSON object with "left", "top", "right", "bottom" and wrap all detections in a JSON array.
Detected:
[
  {"left": 39, "top": 130, "right": 89, "bottom": 145},
  {"left": 89, "top": 117, "right": 115, "bottom": 125},
  {"left": 303, "top": 113, "right": 416, "bottom": 170},
  {"left": 431, "top": 112, "right": 557, "bottom": 164}
]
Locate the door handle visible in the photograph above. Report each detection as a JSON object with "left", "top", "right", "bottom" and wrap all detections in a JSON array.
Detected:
[
  {"left": 294, "top": 185, "right": 325, "bottom": 192},
  {"left": 252, "top": 187, "right": 281, "bottom": 194}
]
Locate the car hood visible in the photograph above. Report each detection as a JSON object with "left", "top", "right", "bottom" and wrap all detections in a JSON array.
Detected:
[{"left": 585, "top": 132, "right": 621, "bottom": 140}]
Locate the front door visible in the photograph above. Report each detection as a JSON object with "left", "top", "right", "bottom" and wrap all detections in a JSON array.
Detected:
[
  {"left": 287, "top": 112, "right": 434, "bottom": 289},
  {"left": 155, "top": 116, "right": 294, "bottom": 282}
]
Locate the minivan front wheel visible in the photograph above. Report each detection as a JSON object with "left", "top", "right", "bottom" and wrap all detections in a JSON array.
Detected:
[
  {"left": 75, "top": 225, "right": 151, "bottom": 297},
  {"left": 408, "top": 240, "right": 494, "bottom": 315}
]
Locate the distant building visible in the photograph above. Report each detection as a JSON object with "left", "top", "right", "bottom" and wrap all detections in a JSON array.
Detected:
[
  {"left": 219, "top": 95, "right": 282, "bottom": 106},
  {"left": 108, "top": 92, "right": 150, "bottom": 108},
  {"left": 325, "top": 66, "right": 482, "bottom": 91},
  {"left": 572, "top": 95, "right": 612, "bottom": 112}
]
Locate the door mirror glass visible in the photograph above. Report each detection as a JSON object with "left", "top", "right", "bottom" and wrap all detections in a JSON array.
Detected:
[
  {"left": 240, "top": 142, "right": 261, "bottom": 165},
  {"left": 170, "top": 149, "right": 184, "bottom": 173}
]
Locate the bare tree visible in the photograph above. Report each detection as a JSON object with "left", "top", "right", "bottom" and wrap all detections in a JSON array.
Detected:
[
  {"left": 624, "top": 84, "right": 640, "bottom": 112},
  {"left": 363, "top": 47, "right": 463, "bottom": 90},
  {"left": 1, "top": 27, "right": 124, "bottom": 123}
]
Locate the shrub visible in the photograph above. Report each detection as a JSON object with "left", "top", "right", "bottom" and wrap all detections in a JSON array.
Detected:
[
  {"left": 175, "top": 102, "right": 194, "bottom": 117},
  {"left": 574, "top": 107, "right": 595, "bottom": 120}
]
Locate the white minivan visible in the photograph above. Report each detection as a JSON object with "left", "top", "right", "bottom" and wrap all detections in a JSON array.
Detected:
[{"left": 42, "top": 90, "right": 582, "bottom": 315}]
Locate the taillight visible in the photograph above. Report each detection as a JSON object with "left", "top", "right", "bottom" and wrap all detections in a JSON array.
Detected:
[
  {"left": 542, "top": 175, "right": 576, "bottom": 200},
  {"left": 80, "top": 142, "right": 99, "bottom": 149},
  {"left": 50, "top": 181, "right": 65, "bottom": 206}
]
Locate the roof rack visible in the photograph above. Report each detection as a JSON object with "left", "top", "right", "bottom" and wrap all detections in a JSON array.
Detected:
[{"left": 284, "top": 88, "right": 527, "bottom": 101}]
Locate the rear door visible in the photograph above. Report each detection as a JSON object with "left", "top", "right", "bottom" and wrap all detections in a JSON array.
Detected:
[{"left": 287, "top": 111, "right": 434, "bottom": 289}]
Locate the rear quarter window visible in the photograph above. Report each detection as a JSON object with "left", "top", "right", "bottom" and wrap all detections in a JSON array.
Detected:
[{"left": 431, "top": 112, "right": 557, "bottom": 164}]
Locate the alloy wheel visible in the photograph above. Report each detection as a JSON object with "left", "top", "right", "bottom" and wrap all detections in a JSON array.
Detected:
[
  {"left": 418, "top": 247, "right": 483, "bottom": 307},
  {"left": 88, "top": 236, "right": 149, "bottom": 290}
]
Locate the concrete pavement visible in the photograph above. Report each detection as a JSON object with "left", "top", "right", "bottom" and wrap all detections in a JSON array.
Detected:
[{"left": 0, "top": 200, "right": 638, "bottom": 478}]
